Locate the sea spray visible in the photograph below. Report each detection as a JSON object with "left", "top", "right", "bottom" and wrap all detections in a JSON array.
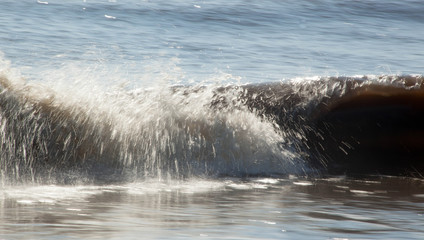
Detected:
[{"left": 0, "top": 65, "right": 301, "bottom": 183}]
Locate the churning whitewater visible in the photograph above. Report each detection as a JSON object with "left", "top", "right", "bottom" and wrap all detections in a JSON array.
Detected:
[{"left": 1, "top": 60, "right": 424, "bottom": 183}]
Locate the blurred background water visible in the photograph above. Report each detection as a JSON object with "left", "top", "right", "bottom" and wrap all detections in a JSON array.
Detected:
[{"left": 1, "top": 0, "right": 423, "bottom": 83}]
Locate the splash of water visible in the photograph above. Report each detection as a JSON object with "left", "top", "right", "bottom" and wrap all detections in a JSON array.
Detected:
[{"left": 0, "top": 60, "right": 301, "bottom": 184}]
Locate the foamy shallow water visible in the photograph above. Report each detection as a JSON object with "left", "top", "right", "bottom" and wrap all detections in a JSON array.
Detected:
[{"left": 1, "top": 176, "right": 423, "bottom": 239}]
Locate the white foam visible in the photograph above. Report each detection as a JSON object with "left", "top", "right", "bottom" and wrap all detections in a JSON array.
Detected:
[
  {"left": 104, "top": 15, "right": 116, "bottom": 19},
  {"left": 293, "top": 181, "right": 313, "bottom": 186},
  {"left": 2, "top": 185, "right": 103, "bottom": 204},
  {"left": 125, "top": 179, "right": 226, "bottom": 195}
]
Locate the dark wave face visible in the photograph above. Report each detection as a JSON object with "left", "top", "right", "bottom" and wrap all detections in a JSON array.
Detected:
[
  {"left": 238, "top": 75, "right": 424, "bottom": 178},
  {"left": 0, "top": 74, "right": 423, "bottom": 183}
]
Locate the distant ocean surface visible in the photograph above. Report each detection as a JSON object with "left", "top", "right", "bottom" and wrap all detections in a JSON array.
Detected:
[
  {"left": 1, "top": 0, "right": 424, "bottom": 239},
  {"left": 1, "top": 0, "right": 423, "bottom": 82}
]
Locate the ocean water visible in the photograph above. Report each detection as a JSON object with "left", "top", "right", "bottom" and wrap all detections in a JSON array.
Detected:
[{"left": 1, "top": 0, "right": 424, "bottom": 239}]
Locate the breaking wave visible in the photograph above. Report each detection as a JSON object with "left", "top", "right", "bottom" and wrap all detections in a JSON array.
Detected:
[
  {"left": 0, "top": 69, "right": 302, "bottom": 184},
  {"left": 1, "top": 61, "right": 423, "bottom": 183}
]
